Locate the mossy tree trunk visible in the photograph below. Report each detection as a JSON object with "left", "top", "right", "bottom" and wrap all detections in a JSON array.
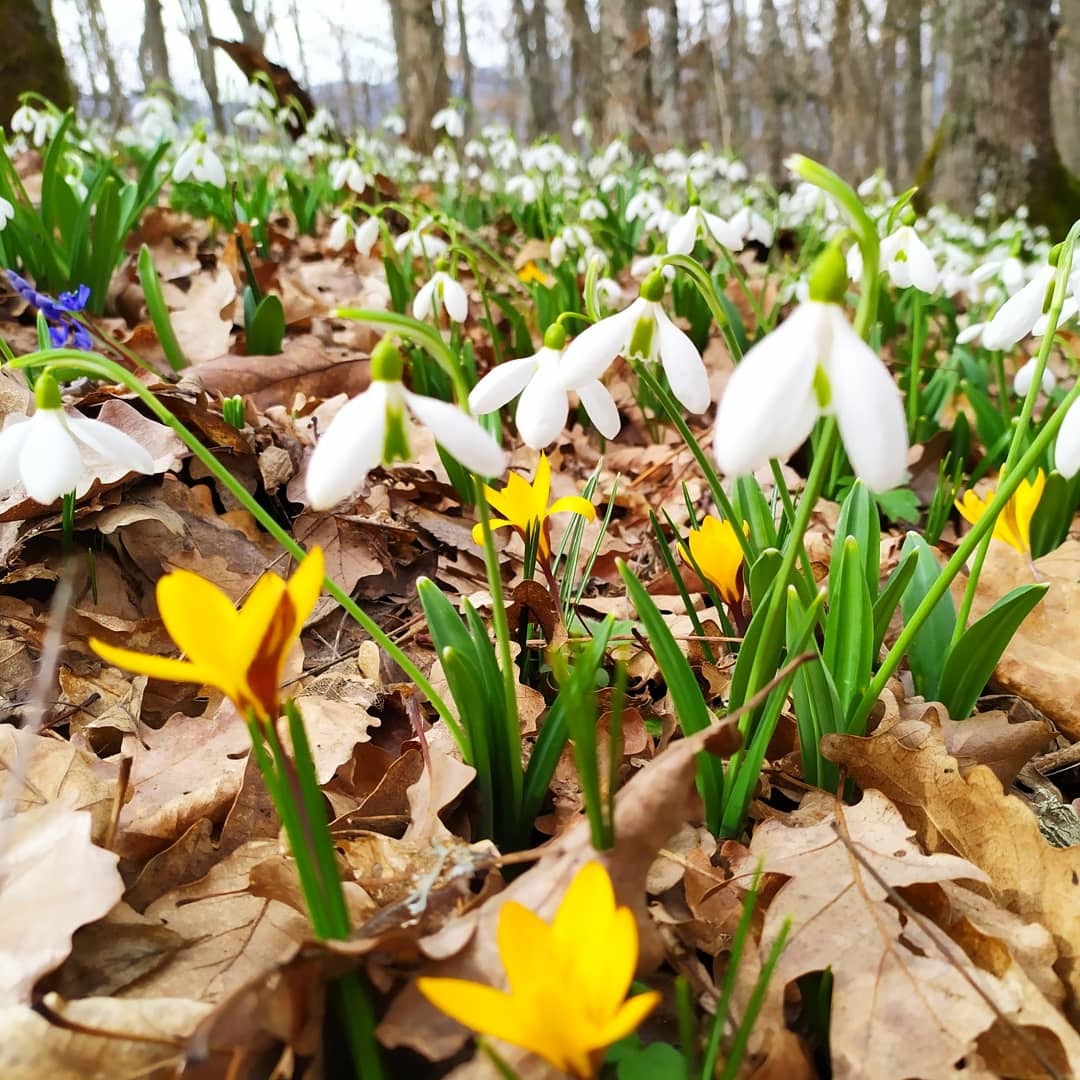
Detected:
[
  {"left": 0, "top": 0, "right": 73, "bottom": 125},
  {"left": 928, "top": 0, "right": 1080, "bottom": 235}
]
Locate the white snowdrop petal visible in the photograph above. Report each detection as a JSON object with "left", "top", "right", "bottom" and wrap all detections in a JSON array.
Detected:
[
  {"left": 576, "top": 380, "right": 621, "bottom": 439},
  {"left": 442, "top": 276, "right": 469, "bottom": 323},
  {"left": 982, "top": 269, "right": 1052, "bottom": 351},
  {"left": 559, "top": 302, "right": 641, "bottom": 388},
  {"left": 354, "top": 216, "right": 380, "bottom": 256},
  {"left": 666, "top": 209, "right": 699, "bottom": 255},
  {"left": 713, "top": 305, "right": 821, "bottom": 477},
  {"left": 469, "top": 354, "right": 538, "bottom": 414},
  {"left": 1056, "top": 399, "right": 1080, "bottom": 478},
  {"left": 20, "top": 411, "right": 83, "bottom": 504},
  {"left": 305, "top": 385, "right": 388, "bottom": 510},
  {"left": 956, "top": 322, "right": 984, "bottom": 345},
  {"left": 402, "top": 391, "right": 506, "bottom": 478},
  {"left": 904, "top": 235, "right": 939, "bottom": 293},
  {"left": 654, "top": 308, "right": 711, "bottom": 414},
  {"left": 0, "top": 418, "right": 32, "bottom": 492},
  {"left": 703, "top": 211, "right": 743, "bottom": 251},
  {"left": 826, "top": 313, "right": 909, "bottom": 492},
  {"left": 413, "top": 279, "right": 436, "bottom": 321},
  {"left": 67, "top": 416, "right": 155, "bottom": 475},
  {"left": 515, "top": 368, "right": 569, "bottom": 448}
]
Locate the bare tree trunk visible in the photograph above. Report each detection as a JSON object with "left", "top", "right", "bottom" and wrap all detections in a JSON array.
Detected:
[
  {"left": 759, "top": 0, "right": 785, "bottom": 183},
  {"left": 724, "top": 0, "right": 745, "bottom": 147},
  {"left": 3, "top": 0, "right": 73, "bottom": 122},
  {"left": 289, "top": 0, "right": 311, "bottom": 89},
  {"left": 227, "top": 0, "right": 266, "bottom": 51},
  {"left": 698, "top": 1, "right": 731, "bottom": 148},
  {"left": 599, "top": 0, "right": 653, "bottom": 148},
  {"left": 390, "top": 0, "right": 450, "bottom": 151},
  {"left": 140, "top": 0, "right": 172, "bottom": 92},
  {"left": 929, "top": 0, "right": 1080, "bottom": 233},
  {"left": 656, "top": 0, "right": 681, "bottom": 144},
  {"left": 455, "top": 0, "right": 475, "bottom": 133},
  {"left": 829, "top": 0, "right": 855, "bottom": 178},
  {"left": 901, "top": 0, "right": 924, "bottom": 183},
  {"left": 564, "top": 0, "right": 603, "bottom": 134},
  {"left": 85, "top": 0, "right": 125, "bottom": 124},
  {"left": 182, "top": 0, "right": 225, "bottom": 132},
  {"left": 1054, "top": 0, "right": 1080, "bottom": 173},
  {"left": 512, "top": 0, "right": 556, "bottom": 136}
]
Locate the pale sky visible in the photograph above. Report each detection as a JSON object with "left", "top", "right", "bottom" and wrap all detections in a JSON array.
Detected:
[{"left": 54, "top": 0, "right": 511, "bottom": 106}]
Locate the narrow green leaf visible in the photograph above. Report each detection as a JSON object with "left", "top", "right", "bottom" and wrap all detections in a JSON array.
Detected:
[
  {"left": 833, "top": 479, "right": 880, "bottom": 597},
  {"left": 872, "top": 547, "right": 919, "bottom": 657},
  {"left": 247, "top": 293, "right": 286, "bottom": 355},
  {"left": 137, "top": 244, "right": 187, "bottom": 372},
  {"left": 939, "top": 583, "right": 1048, "bottom": 720},
  {"left": 899, "top": 532, "right": 956, "bottom": 700},
  {"left": 823, "top": 537, "right": 874, "bottom": 719}
]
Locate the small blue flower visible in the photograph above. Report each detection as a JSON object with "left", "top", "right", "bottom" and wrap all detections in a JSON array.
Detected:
[{"left": 7, "top": 270, "right": 93, "bottom": 351}]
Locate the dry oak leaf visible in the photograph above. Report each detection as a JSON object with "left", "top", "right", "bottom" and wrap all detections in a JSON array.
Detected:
[
  {"left": 0, "top": 995, "right": 212, "bottom": 1080},
  {"left": 823, "top": 707, "right": 1080, "bottom": 1012},
  {"left": 736, "top": 790, "right": 1008, "bottom": 1080},
  {"left": 163, "top": 266, "right": 236, "bottom": 364},
  {"left": 0, "top": 802, "right": 124, "bottom": 1005}
]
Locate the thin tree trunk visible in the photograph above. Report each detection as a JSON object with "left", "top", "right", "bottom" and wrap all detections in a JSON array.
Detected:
[
  {"left": 1054, "top": 0, "right": 1080, "bottom": 173},
  {"left": 656, "top": 0, "right": 681, "bottom": 143},
  {"left": 86, "top": 0, "right": 125, "bottom": 125},
  {"left": 3, "top": 0, "right": 73, "bottom": 122},
  {"left": 901, "top": 0, "right": 924, "bottom": 183},
  {"left": 599, "top": 0, "right": 653, "bottom": 148},
  {"left": 227, "top": 0, "right": 265, "bottom": 51},
  {"left": 724, "top": 0, "right": 744, "bottom": 147},
  {"left": 390, "top": 0, "right": 450, "bottom": 151},
  {"left": 140, "top": 0, "right": 172, "bottom": 92},
  {"left": 829, "top": 0, "right": 855, "bottom": 178},
  {"left": 512, "top": 0, "right": 555, "bottom": 136},
  {"left": 759, "top": 0, "right": 785, "bottom": 183},
  {"left": 530, "top": 2, "right": 556, "bottom": 135},
  {"left": 564, "top": 0, "right": 603, "bottom": 135},
  {"left": 182, "top": 0, "right": 225, "bottom": 132},
  {"left": 456, "top": 0, "right": 475, "bottom": 133},
  {"left": 698, "top": 1, "right": 731, "bottom": 148}
]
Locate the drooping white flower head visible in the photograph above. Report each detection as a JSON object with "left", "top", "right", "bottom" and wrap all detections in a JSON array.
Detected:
[
  {"left": 414, "top": 266, "right": 469, "bottom": 323},
  {"left": 558, "top": 271, "right": 711, "bottom": 415},
  {"left": 0, "top": 373, "right": 155, "bottom": 504},
  {"left": 879, "top": 225, "right": 939, "bottom": 293},
  {"left": 173, "top": 136, "right": 226, "bottom": 187},
  {"left": 354, "top": 215, "right": 380, "bottom": 256},
  {"left": 981, "top": 264, "right": 1055, "bottom": 351},
  {"left": 666, "top": 205, "right": 743, "bottom": 255},
  {"left": 0, "top": 196, "right": 13, "bottom": 230},
  {"left": 305, "top": 338, "right": 505, "bottom": 510},
  {"left": 10, "top": 104, "right": 58, "bottom": 148},
  {"left": 331, "top": 158, "right": 372, "bottom": 194},
  {"left": 730, "top": 206, "right": 775, "bottom": 249},
  {"left": 394, "top": 215, "right": 450, "bottom": 259},
  {"left": 431, "top": 107, "right": 464, "bottom": 139},
  {"left": 469, "top": 322, "right": 620, "bottom": 449},
  {"left": 1013, "top": 357, "right": 1056, "bottom": 397},
  {"left": 713, "top": 244, "right": 908, "bottom": 492}
]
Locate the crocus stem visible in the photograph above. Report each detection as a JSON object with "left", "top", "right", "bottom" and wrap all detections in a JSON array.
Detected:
[
  {"left": 951, "top": 220, "right": 1080, "bottom": 646},
  {"left": 9, "top": 350, "right": 462, "bottom": 741}
]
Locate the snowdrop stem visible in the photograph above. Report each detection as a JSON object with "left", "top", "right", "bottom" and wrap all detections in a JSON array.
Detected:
[
  {"left": 583, "top": 255, "right": 603, "bottom": 322},
  {"left": 333, "top": 307, "right": 472, "bottom": 405},
  {"left": 786, "top": 156, "right": 880, "bottom": 337},
  {"left": 906, "top": 290, "right": 924, "bottom": 438},
  {"left": 628, "top": 357, "right": 756, "bottom": 567},
  {"left": 10, "top": 348, "right": 462, "bottom": 738},
  {"left": 952, "top": 219, "right": 1080, "bottom": 648},
  {"left": 660, "top": 253, "right": 743, "bottom": 361},
  {"left": 855, "top": 377, "right": 1080, "bottom": 727}
]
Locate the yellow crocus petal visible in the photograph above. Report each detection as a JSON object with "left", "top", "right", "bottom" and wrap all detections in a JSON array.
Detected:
[
  {"left": 534, "top": 451, "right": 552, "bottom": 510},
  {"left": 89, "top": 640, "right": 212, "bottom": 688},
  {"left": 485, "top": 470, "right": 533, "bottom": 525},
  {"left": 590, "top": 990, "right": 662, "bottom": 1051},
  {"left": 578, "top": 905, "right": 639, "bottom": 1022},
  {"left": 417, "top": 978, "right": 558, "bottom": 1068},
  {"left": 157, "top": 570, "right": 245, "bottom": 674},
  {"left": 954, "top": 489, "right": 988, "bottom": 528},
  {"left": 686, "top": 516, "right": 744, "bottom": 606},
  {"left": 497, "top": 901, "right": 556, "bottom": 994},
  {"left": 236, "top": 573, "right": 289, "bottom": 663},
  {"left": 285, "top": 547, "right": 325, "bottom": 639},
  {"left": 548, "top": 495, "right": 597, "bottom": 522},
  {"left": 471, "top": 517, "right": 516, "bottom": 545},
  {"left": 553, "top": 862, "right": 616, "bottom": 949}
]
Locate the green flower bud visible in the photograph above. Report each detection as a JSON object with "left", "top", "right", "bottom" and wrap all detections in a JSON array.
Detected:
[
  {"left": 808, "top": 243, "right": 848, "bottom": 305},
  {"left": 371, "top": 337, "right": 405, "bottom": 382},
  {"left": 543, "top": 322, "right": 567, "bottom": 350},
  {"left": 639, "top": 271, "right": 666, "bottom": 303},
  {"left": 34, "top": 371, "right": 62, "bottom": 410}
]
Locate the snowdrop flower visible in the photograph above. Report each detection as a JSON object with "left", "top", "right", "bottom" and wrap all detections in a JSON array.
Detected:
[
  {"left": 1013, "top": 357, "right": 1056, "bottom": 397},
  {"left": 173, "top": 137, "right": 226, "bottom": 187},
  {"left": 232, "top": 107, "right": 271, "bottom": 132},
  {"left": 879, "top": 225, "right": 939, "bottom": 293},
  {"left": 469, "top": 323, "right": 620, "bottom": 448},
  {"left": 730, "top": 206, "right": 774, "bottom": 248},
  {"left": 394, "top": 216, "right": 450, "bottom": 259},
  {"left": 580, "top": 198, "right": 607, "bottom": 221},
  {"left": 956, "top": 321, "right": 986, "bottom": 346},
  {"left": 1033, "top": 295, "right": 1079, "bottom": 337},
  {"left": 1055, "top": 400, "right": 1080, "bottom": 478},
  {"left": 630, "top": 255, "right": 675, "bottom": 282},
  {"left": 625, "top": 189, "right": 661, "bottom": 223},
  {"left": 414, "top": 265, "right": 469, "bottom": 323},
  {"left": 383, "top": 113, "right": 406, "bottom": 136},
  {"left": 432, "top": 107, "right": 464, "bottom": 139},
  {"left": 981, "top": 264, "right": 1055, "bottom": 351},
  {"left": 0, "top": 196, "right": 13, "bottom": 230},
  {"left": 327, "top": 211, "right": 381, "bottom": 256},
  {"left": 354, "top": 214, "right": 380, "bottom": 256},
  {"left": 306, "top": 338, "right": 505, "bottom": 509},
  {"left": 331, "top": 158, "right": 371, "bottom": 194},
  {"left": 10, "top": 104, "right": 58, "bottom": 147},
  {"left": 571, "top": 116, "right": 591, "bottom": 139},
  {"left": 713, "top": 244, "right": 908, "bottom": 492},
  {"left": 559, "top": 271, "right": 711, "bottom": 415},
  {"left": 326, "top": 213, "right": 353, "bottom": 251},
  {"left": 666, "top": 205, "right": 743, "bottom": 255},
  {"left": 0, "top": 373, "right": 154, "bottom": 504}
]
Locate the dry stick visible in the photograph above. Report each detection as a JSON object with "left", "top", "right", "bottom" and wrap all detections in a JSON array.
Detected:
[{"left": 829, "top": 817, "right": 1065, "bottom": 1080}]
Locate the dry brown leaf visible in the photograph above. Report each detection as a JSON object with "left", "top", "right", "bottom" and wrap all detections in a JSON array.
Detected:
[
  {"left": 124, "top": 840, "right": 308, "bottom": 1002},
  {"left": 939, "top": 708, "right": 1052, "bottom": 785},
  {"left": 0, "top": 995, "right": 212, "bottom": 1080},
  {"left": 823, "top": 707, "right": 1080, "bottom": 1010},
  {"left": 952, "top": 540, "right": 1080, "bottom": 738},
  {"left": 737, "top": 790, "right": 1009, "bottom": 1079},
  {"left": 0, "top": 802, "right": 124, "bottom": 1004},
  {"left": 164, "top": 267, "right": 236, "bottom": 363}
]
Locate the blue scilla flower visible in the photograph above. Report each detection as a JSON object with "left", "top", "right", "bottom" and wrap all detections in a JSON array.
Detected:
[{"left": 7, "top": 271, "right": 93, "bottom": 350}]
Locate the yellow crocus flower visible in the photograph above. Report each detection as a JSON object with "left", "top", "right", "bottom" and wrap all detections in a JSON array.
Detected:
[
  {"left": 517, "top": 260, "right": 554, "bottom": 287},
  {"left": 680, "top": 514, "right": 746, "bottom": 607},
  {"left": 472, "top": 452, "right": 595, "bottom": 558},
  {"left": 955, "top": 469, "right": 1045, "bottom": 556},
  {"left": 91, "top": 548, "right": 325, "bottom": 723},
  {"left": 418, "top": 861, "right": 659, "bottom": 1078}
]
